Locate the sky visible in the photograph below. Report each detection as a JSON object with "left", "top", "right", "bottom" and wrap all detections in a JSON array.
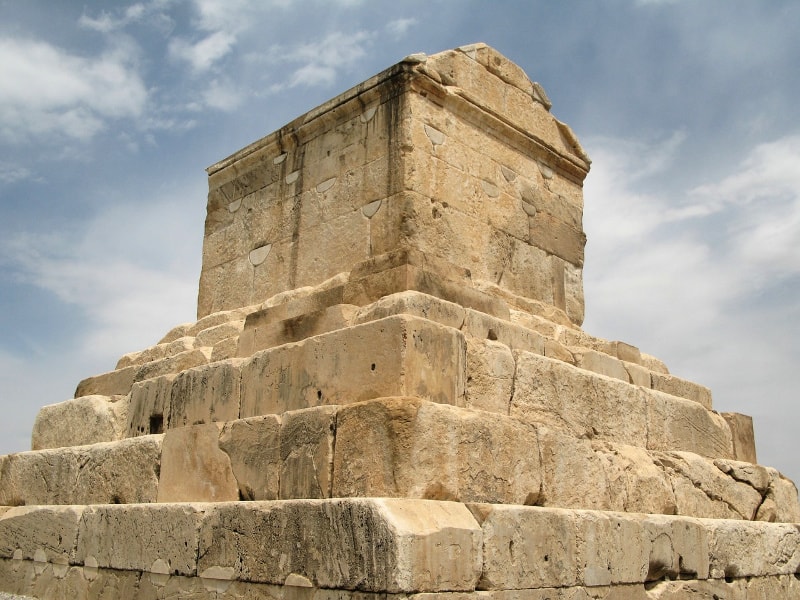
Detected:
[{"left": 1, "top": 0, "right": 799, "bottom": 486}]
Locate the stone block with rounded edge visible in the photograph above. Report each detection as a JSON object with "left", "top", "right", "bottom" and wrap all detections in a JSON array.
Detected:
[
  {"left": 240, "top": 315, "right": 466, "bottom": 418},
  {"left": 0, "top": 505, "right": 83, "bottom": 564},
  {"left": 333, "top": 398, "right": 542, "bottom": 505},
  {"left": 0, "top": 435, "right": 162, "bottom": 506},
  {"left": 279, "top": 406, "right": 337, "bottom": 500},
  {"left": 705, "top": 519, "right": 800, "bottom": 579},
  {"left": 197, "top": 498, "right": 481, "bottom": 592},
  {"left": 168, "top": 358, "right": 245, "bottom": 429},
  {"left": 31, "top": 394, "right": 128, "bottom": 450}
]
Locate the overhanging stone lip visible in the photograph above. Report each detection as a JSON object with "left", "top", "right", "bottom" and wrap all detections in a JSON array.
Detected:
[{"left": 206, "top": 44, "right": 590, "bottom": 182}]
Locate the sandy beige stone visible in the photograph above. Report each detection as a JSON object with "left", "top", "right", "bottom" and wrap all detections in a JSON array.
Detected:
[
  {"left": 280, "top": 406, "right": 337, "bottom": 499},
  {"left": 570, "top": 348, "right": 628, "bottom": 381},
  {"left": 74, "top": 366, "right": 136, "bottom": 398},
  {"left": 127, "top": 374, "right": 175, "bottom": 436},
  {"left": 0, "top": 436, "right": 162, "bottom": 506},
  {"left": 650, "top": 372, "right": 712, "bottom": 409},
  {"left": 75, "top": 503, "right": 208, "bottom": 575},
  {"left": 168, "top": 358, "right": 245, "bottom": 429},
  {"left": 218, "top": 415, "right": 281, "bottom": 501},
  {"left": 720, "top": 412, "right": 757, "bottom": 464},
  {"left": 31, "top": 394, "right": 128, "bottom": 450},
  {"left": 465, "top": 338, "right": 514, "bottom": 414},
  {"left": 0, "top": 505, "right": 82, "bottom": 564},
  {"left": 197, "top": 499, "right": 481, "bottom": 592},
  {"left": 240, "top": 315, "right": 466, "bottom": 417},
  {"left": 333, "top": 398, "right": 541, "bottom": 505},
  {"left": 511, "top": 351, "right": 647, "bottom": 447},
  {"left": 157, "top": 424, "right": 238, "bottom": 503},
  {"left": 705, "top": 519, "right": 800, "bottom": 578}
]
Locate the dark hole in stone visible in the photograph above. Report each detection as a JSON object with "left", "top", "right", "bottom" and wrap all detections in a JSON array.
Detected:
[
  {"left": 110, "top": 495, "right": 122, "bottom": 504},
  {"left": 317, "top": 390, "right": 322, "bottom": 400},
  {"left": 487, "top": 329, "right": 498, "bottom": 341},
  {"left": 371, "top": 363, "right": 376, "bottom": 371},
  {"left": 543, "top": 555, "right": 549, "bottom": 562},
  {"left": 149, "top": 414, "right": 164, "bottom": 435}
]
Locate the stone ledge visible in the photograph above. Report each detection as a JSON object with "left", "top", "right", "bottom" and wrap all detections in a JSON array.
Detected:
[{"left": 1, "top": 501, "right": 799, "bottom": 597}]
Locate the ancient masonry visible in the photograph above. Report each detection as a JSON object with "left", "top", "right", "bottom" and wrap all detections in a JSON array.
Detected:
[{"left": 1, "top": 44, "right": 799, "bottom": 599}]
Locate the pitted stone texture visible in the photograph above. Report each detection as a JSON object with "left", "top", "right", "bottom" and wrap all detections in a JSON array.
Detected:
[
  {"left": 75, "top": 503, "right": 208, "bottom": 576},
  {"left": 0, "top": 506, "right": 82, "bottom": 565},
  {"left": 333, "top": 398, "right": 541, "bottom": 505},
  {"left": 197, "top": 499, "right": 482, "bottom": 592},
  {"left": 240, "top": 315, "right": 466, "bottom": 417},
  {"left": 31, "top": 394, "right": 128, "bottom": 450},
  {"left": 279, "top": 406, "right": 337, "bottom": 500},
  {"left": 0, "top": 436, "right": 162, "bottom": 506}
]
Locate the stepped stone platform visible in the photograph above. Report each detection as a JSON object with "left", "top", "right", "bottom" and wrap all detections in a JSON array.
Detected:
[{"left": 1, "top": 43, "right": 799, "bottom": 599}]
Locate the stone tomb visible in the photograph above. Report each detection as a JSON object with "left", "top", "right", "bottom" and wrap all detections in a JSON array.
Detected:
[{"left": 1, "top": 43, "right": 799, "bottom": 599}]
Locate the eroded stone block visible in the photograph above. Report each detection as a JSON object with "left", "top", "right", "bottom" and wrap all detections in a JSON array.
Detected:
[{"left": 32, "top": 394, "right": 128, "bottom": 450}]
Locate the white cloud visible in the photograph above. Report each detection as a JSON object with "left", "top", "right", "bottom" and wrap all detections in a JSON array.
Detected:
[
  {"left": 283, "top": 31, "right": 372, "bottom": 88},
  {"left": 169, "top": 30, "right": 237, "bottom": 72},
  {"left": 0, "top": 37, "right": 147, "bottom": 143},
  {"left": 0, "top": 162, "right": 32, "bottom": 184},
  {"left": 386, "top": 17, "right": 416, "bottom": 37}
]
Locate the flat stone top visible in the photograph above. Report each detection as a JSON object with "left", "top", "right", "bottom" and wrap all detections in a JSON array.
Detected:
[{"left": 206, "top": 43, "right": 590, "bottom": 178}]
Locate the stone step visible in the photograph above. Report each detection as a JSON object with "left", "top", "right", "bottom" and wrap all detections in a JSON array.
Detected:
[
  {"left": 34, "top": 312, "right": 740, "bottom": 465},
  {"left": 1, "top": 500, "right": 799, "bottom": 599},
  {"left": 7, "top": 400, "right": 800, "bottom": 521}
]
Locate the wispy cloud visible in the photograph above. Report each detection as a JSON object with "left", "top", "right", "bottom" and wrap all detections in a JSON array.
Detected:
[
  {"left": 0, "top": 37, "right": 147, "bottom": 143},
  {"left": 386, "top": 17, "right": 417, "bottom": 38},
  {"left": 281, "top": 31, "right": 373, "bottom": 88},
  {"left": 0, "top": 162, "right": 32, "bottom": 184}
]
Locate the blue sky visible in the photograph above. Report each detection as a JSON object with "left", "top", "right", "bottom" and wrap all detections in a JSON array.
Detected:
[{"left": 1, "top": 0, "right": 799, "bottom": 485}]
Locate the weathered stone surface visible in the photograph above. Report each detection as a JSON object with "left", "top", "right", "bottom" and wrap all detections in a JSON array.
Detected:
[
  {"left": 464, "top": 338, "right": 514, "bottom": 414},
  {"left": 706, "top": 519, "right": 800, "bottom": 578},
  {"left": 0, "top": 436, "right": 162, "bottom": 506},
  {"left": 0, "top": 506, "right": 82, "bottom": 564},
  {"left": 218, "top": 415, "right": 281, "bottom": 501},
  {"left": 197, "top": 499, "right": 481, "bottom": 592},
  {"left": 74, "top": 366, "right": 136, "bottom": 398},
  {"left": 280, "top": 406, "right": 337, "bottom": 500},
  {"left": 127, "top": 374, "right": 175, "bottom": 436},
  {"left": 31, "top": 394, "right": 128, "bottom": 450},
  {"left": 168, "top": 359, "right": 245, "bottom": 429},
  {"left": 721, "top": 412, "right": 757, "bottom": 464},
  {"left": 75, "top": 503, "right": 207, "bottom": 575},
  {"left": 157, "top": 424, "right": 238, "bottom": 503},
  {"left": 333, "top": 398, "right": 541, "bottom": 505},
  {"left": 650, "top": 371, "right": 713, "bottom": 409},
  {"left": 240, "top": 315, "right": 466, "bottom": 417}
]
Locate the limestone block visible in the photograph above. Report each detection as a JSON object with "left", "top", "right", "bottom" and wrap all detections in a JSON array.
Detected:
[
  {"left": 75, "top": 503, "right": 208, "bottom": 576},
  {"left": 569, "top": 348, "right": 628, "bottom": 381},
  {"left": 643, "top": 389, "right": 733, "bottom": 459},
  {"left": 461, "top": 309, "right": 546, "bottom": 355},
  {"left": 641, "top": 514, "right": 709, "bottom": 580},
  {"left": 511, "top": 351, "right": 647, "bottom": 448},
  {"left": 508, "top": 309, "right": 560, "bottom": 338},
  {"left": 157, "top": 423, "right": 238, "bottom": 503},
  {"left": 333, "top": 398, "right": 542, "bottom": 505},
  {"left": 74, "top": 365, "right": 136, "bottom": 398},
  {"left": 0, "top": 505, "right": 82, "bottom": 564},
  {"left": 650, "top": 371, "right": 712, "bottom": 409},
  {"left": 238, "top": 305, "right": 357, "bottom": 357},
  {"left": 589, "top": 442, "right": 677, "bottom": 515},
  {"left": 31, "top": 394, "right": 128, "bottom": 450},
  {"left": 218, "top": 415, "right": 281, "bottom": 501},
  {"left": 280, "top": 406, "right": 337, "bottom": 499},
  {"left": 133, "top": 347, "right": 213, "bottom": 383},
  {"left": 211, "top": 335, "right": 240, "bottom": 362},
  {"left": 659, "top": 452, "right": 763, "bottom": 520},
  {"left": 158, "top": 322, "right": 193, "bottom": 344},
  {"left": 573, "top": 511, "right": 648, "bottom": 586},
  {"left": 197, "top": 499, "right": 481, "bottom": 592},
  {"left": 705, "top": 519, "right": 800, "bottom": 579},
  {"left": 240, "top": 315, "right": 466, "bottom": 417},
  {"left": 168, "top": 358, "right": 245, "bottom": 429},
  {"left": 465, "top": 338, "right": 514, "bottom": 414},
  {"left": 196, "top": 320, "right": 245, "bottom": 347},
  {"left": 127, "top": 374, "right": 175, "bottom": 436},
  {"left": 640, "top": 353, "right": 669, "bottom": 374},
  {"left": 761, "top": 468, "right": 800, "bottom": 523},
  {"left": 622, "top": 361, "right": 651, "bottom": 387},
  {"left": 474, "top": 504, "right": 579, "bottom": 589},
  {"left": 353, "top": 290, "right": 467, "bottom": 330},
  {"left": 0, "top": 436, "right": 162, "bottom": 506},
  {"left": 720, "top": 412, "right": 757, "bottom": 464},
  {"left": 535, "top": 427, "right": 616, "bottom": 511}
]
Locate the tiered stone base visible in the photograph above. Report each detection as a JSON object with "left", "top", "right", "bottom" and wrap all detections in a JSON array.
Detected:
[{"left": 2, "top": 500, "right": 799, "bottom": 599}]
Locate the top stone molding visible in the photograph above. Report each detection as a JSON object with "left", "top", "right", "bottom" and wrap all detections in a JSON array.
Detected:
[{"left": 199, "top": 43, "right": 592, "bottom": 323}]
